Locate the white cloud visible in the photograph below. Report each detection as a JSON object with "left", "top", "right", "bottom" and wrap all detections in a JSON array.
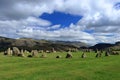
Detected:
[
  {"left": 25, "top": 17, "right": 51, "bottom": 26},
  {"left": 92, "top": 33, "right": 120, "bottom": 43},
  {"left": 0, "top": 0, "right": 120, "bottom": 44},
  {"left": 77, "top": 0, "right": 120, "bottom": 32},
  {"left": 47, "top": 25, "right": 61, "bottom": 30},
  {"left": 17, "top": 23, "right": 95, "bottom": 41}
]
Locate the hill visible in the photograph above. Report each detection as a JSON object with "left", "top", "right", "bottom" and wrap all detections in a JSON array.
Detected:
[
  {"left": 0, "top": 36, "right": 88, "bottom": 52},
  {"left": 89, "top": 42, "right": 120, "bottom": 50}
]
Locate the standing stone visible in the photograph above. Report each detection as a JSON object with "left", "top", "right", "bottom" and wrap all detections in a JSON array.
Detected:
[
  {"left": 95, "top": 52, "right": 102, "bottom": 58},
  {"left": 24, "top": 50, "right": 29, "bottom": 54},
  {"left": 96, "top": 53, "right": 99, "bottom": 58},
  {"left": 99, "top": 52, "right": 102, "bottom": 57},
  {"left": 87, "top": 49, "right": 90, "bottom": 52},
  {"left": 11, "top": 50, "right": 13, "bottom": 55},
  {"left": 75, "top": 48, "right": 78, "bottom": 52},
  {"left": 66, "top": 51, "right": 72, "bottom": 58},
  {"left": 52, "top": 48, "right": 56, "bottom": 53},
  {"left": 100, "top": 50, "right": 103, "bottom": 53},
  {"left": 18, "top": 49, "right": 25, "bottom": 57},
  {"left": 41, "top": 53, "right": 47, "bottom": 58},
  {"left": 68, "top": 48, "right": 71, "bottom": 52},
  {"left": 94, "top": 49, "right": 98, "bottom": 53},
  {"left": 4, "top": 48, "right": 12, "bottom": 56},
  {"left": 41, "top": 50, "right": 44, "bottom": 53},
  {"left": 105, "top": 51, "right": 110, "bottom": 56},
  {"left": 39, "top": 50, "right": 44, "bottom": 53},
  {"left": 111, "top": 51, "right": 115, "bottom": 55},
  {"left": 32, "top": 50, "right": 39, "bottom": 57},
  {"left": 111, "top": 51, "right": 119, "bottom": 55},
  {"left": 7, "top": 48, "right": 11, "bottom": 55},
  {"left": 12, "top": 47, "right": 20, "bottom": 56},
  {"left": 81, "top": 53, "right": 86, "bottom": 58},
  {"left": 46, "top": 50, "right": 50, "bottom": 53}
]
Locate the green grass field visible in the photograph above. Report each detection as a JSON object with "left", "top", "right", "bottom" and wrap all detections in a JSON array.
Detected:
[{"left": 0, "top": 51, "right": 120, "bottom": 80}]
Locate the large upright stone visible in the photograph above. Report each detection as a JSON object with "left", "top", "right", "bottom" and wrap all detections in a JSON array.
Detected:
[
  {"left": 105, "top": 51, "right": 110, "bottom": 56},
  {"left": 18, "top": 49, "right": 25, "bottom": 57},
  {"left": 75, "top": 48, "right": 78, "bottom": 52},
  {"left": 81, "top": 53, "right": 86, "bottom": 58},
  {"left": 4, "top": 48, "right": 12, "bottom": 55},
  {"left": 66, "top": 51, "right": 72, "bottom": 58},
  {"left": 96, "top": 52, "right": 102, "bottom": 58},
  {"left": 31, "top": 50, "right": 39, "bottom": 57},
  {"left": 52, "top": 48, "right": 56, "bottom": 53},
  {"left": 12, "top": 47, "right": 20, "bottom": 56},
  {"left": 94, "top": 49, "right": 98, "bottom": 53},
  {"left": 7, "top": 48, "right": 11, "bottom": 55}
]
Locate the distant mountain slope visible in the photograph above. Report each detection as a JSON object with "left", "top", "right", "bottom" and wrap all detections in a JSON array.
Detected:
[
  {"left": 0, "top": 36, "right": 88, "bottom": 52},
  {"left": 51, "top": 41, "right": 89, "bottom": 48},
  {"left": 89, "top": 42, "right": 120, "bottom": 50}
]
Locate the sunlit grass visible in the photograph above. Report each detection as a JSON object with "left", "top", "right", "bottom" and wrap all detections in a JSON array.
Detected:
[{"left": 0, "top": 51, "right": 120, "bottom": 80}]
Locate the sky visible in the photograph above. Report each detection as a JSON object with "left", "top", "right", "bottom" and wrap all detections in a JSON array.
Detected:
[{"left": 0, "top": 0, "right": 120, "bottom": 45}]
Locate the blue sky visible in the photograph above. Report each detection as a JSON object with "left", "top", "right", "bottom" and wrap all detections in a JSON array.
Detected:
[
  {"left": 40, "top": 11, "right": 82, "bottom": 27},
  {"left": 0, "top": 0, "right": 120, "bottom": 44},
  {"left": 115, "top": 2, "right": 120, "bottom": 9}
]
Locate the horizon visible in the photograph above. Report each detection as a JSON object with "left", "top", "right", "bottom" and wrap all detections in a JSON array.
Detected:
[
  {"left": 0, "top": 0, "right": 120, "bottom": 45},
  {"left": 0, "top": 35, "right": 119, "bottom": 46}
]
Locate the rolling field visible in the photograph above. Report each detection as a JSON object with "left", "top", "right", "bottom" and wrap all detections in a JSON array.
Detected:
[{"left": 0, "top": 51, "right": 120, "bottom": 80}]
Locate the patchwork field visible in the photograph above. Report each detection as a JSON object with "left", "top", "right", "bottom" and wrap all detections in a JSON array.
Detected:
[{"left": 0, "top": 51, "right": 120, "bottom": 80}]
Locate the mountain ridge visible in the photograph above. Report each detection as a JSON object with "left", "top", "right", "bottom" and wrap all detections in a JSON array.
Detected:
[
  {"left": 0, "top": 36, "right": 120, "bottom": 52},
  {"left": 0, "top": 36, "right": 88, "bottom": 52}
]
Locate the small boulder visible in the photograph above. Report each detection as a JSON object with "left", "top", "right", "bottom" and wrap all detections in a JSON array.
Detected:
[
  {"left": 27, "top": 55, "right": 33, "bottom": 58},
  {"left": 116, "top": 52, "right": 119, "bottom": 55},
  {"left": 56, "top": 55, "right": 62, "bottom": 58},
  {"left": 4, "top": 51, "right": 7, "bottom": 55}
]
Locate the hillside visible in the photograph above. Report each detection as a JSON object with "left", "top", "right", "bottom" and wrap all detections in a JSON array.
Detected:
[
  {"left": 89, "top": 42, "right": 120, "bottom": 50},
  {"left": 0, "top": 36, "right": 88, "bottom": 52}
]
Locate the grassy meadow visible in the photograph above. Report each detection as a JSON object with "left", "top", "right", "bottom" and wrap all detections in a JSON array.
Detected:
[{"left": 0, "top": 51, "right": 120, "bottom": 80}]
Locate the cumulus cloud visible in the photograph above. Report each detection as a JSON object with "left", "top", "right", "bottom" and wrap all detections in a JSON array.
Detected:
[
  {"left": 17, "top": 23, "right": 95, "bottom": 41},
  {"left": 77, "top": 0, "right": 120, "bottom": 32},
  {"left": 0, "top": 0, "right": 120, "bottom": 44}
]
